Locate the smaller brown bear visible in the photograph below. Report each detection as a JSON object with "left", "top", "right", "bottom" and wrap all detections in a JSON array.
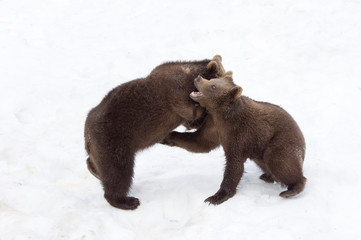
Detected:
[{"left": 163, "top": 72, "right": 306, "bottom": 205}]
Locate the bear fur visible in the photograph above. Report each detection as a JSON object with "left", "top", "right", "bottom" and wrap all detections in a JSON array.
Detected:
[
  {"left": 163, "top": 72, "right": 306, "bottom": 205},
  {"left": 84, "top": 55, "right": 226, "bottom": 210}
]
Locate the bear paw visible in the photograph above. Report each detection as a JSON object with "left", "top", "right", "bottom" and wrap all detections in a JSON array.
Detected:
[
  {"left": 160, "top": 137, "right": 175, "bottom": 146},
  {"left": 204, "top": 188, "right": 235, "bottom": 205},
  {"left": 260, "top": 173, "right": 275, "bottom": 183},
  {"left": 105, "top": 195, "right": 140, "bottom": 210},
  {"left": 160, "top": 132, "right": 178, "bottom": 146}
]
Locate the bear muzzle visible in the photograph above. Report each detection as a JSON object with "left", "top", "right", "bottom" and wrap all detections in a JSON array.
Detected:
[{"left": 195, "top": 75, "right": 201, "bottom": 82}]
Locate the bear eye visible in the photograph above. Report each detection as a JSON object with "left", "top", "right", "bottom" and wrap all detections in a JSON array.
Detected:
[{"left": 211, "top": 85, "right": 216, "bottom": 89}]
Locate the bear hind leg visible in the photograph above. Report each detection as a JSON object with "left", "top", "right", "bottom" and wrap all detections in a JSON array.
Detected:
[
  {"left": 263, "top": 146, "right": 306, "bottom": 198},
  {"left": 100, "top": 152, "right": 140, "bottom": 210},
  {"left": 252, "top": 159, "right": 275, "bottom": 183},
  {"left": 279, "top": 177, "right": 306, "bottom": 198},
  {"left": 259, "top": 173, "right": 275, "bottom": 183}
]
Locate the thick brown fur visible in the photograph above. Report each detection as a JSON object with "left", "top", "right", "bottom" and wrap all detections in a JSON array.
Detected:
[
  {"left": 163, "top": 72, "right": 306, "bottom": 205},
  {"left": 84, "top": 55, "right": 226, "bottom": 210}
]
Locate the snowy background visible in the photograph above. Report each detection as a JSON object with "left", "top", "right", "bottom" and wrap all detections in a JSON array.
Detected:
[{"left": 1, "top": 0, "right": 361, "bottom": 239}]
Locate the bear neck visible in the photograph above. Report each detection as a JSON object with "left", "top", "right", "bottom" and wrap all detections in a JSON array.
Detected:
[{"left": 208, "top": 97, "right": 244, "bottom": 125}]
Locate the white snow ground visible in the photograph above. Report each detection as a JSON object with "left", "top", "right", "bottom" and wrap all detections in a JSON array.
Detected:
[{"left": 1, "top": 0, "right": 361, "bottom": 239}]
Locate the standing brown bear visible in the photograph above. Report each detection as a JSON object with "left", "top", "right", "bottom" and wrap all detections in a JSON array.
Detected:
[
  {"left": 163, "top": 72, "right": 306, "bottom": 205},
  {"left": 84, "top": 55, "right": 226, "bottom": 210}
]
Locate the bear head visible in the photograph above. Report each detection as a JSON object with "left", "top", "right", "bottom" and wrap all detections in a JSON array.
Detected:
[{"left": 189, "top": 71, "right": 242, "bottom": 109}]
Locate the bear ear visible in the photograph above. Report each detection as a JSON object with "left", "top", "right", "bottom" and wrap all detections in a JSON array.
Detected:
[
  {"left": 229, "top": 86, "right": 243, "bottom": 100},
  {"left": 224, "top": 71, "right": 233, "bottom": 77},
  {"left": 212, "top": 55, "right": 222, "bottom": 62},
  {"left": 207, "top": 54, "right": 225, "bottom": 76},
  {"left": 206, "top": 60, "right": 220, "bottom": 73},
  {"left": 223, "top": 71, "right": 233, "bottom": 82}
]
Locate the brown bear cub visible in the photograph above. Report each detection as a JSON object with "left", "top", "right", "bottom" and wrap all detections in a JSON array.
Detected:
[
  {"left": 84, "top": 55, "right": 226, "bottom": 210},
  {"left": 163, "top": 72, "right": 306, "bottom": 205}
]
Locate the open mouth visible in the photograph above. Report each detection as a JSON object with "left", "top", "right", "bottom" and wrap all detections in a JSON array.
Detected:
[
  {"left": 190, "top": 91, "right": 203, "bottom": 98},
  {"left": 190, "top": 86, "right": 203, "bottom": 98}
]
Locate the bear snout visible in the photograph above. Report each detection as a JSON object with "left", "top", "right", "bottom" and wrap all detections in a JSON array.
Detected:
[{"left": 195, "top": 75, "right": 201, "bottom": 82}]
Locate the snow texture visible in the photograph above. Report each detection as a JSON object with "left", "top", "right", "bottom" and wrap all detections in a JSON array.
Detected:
[{"left": 1, "top": 0, "right": 361, "bottom": 239}]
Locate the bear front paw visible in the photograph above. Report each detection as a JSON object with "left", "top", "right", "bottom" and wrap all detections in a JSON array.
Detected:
[
  {"left": 204, "top": 188, "right": 235, "bottom": 205},
  {"left": 160, "top": 131, "right": 179, "bottom": 146},
  {"left": 160, "top": 136, "right": 175, "bottom": 146}
]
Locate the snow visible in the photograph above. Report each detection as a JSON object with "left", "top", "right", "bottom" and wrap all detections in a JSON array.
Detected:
[{"left": 1, "top": 0, "right": 361, "bottom": 239}]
